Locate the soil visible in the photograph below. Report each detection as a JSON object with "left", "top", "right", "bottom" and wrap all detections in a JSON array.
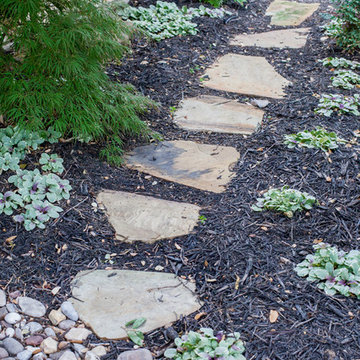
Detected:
[{"left": 1, "top": 0, "right": 360, "bottom": 359}]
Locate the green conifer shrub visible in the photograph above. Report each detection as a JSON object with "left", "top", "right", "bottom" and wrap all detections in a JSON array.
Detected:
[{"left": 0, "top": 0, "right": 155, "bottom": 164}]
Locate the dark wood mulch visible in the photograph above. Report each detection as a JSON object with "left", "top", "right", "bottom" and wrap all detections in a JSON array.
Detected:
[{"left": 1, "top": 0, "right": 360, "bottom": 359}]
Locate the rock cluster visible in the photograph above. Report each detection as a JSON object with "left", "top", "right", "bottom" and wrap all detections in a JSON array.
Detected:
[{"left": 0, "top": 290, "right": 108, "bottom": 360}]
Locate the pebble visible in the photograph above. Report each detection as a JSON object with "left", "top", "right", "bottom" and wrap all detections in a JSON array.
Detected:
[
  {"left": 3, "top": 338, "right": 24, "bottom": 355},
  {"left": 60, "top": 303, "right": 78, "bottom": 322},
  {"left": 44, "top": 328, "right": 56, "bottom": 338},
  {"left": 0, "top": 347, "right": 9, "bottom": 358},
  {"left": 0, "top": 308, "right": 8, "bottom": 321},
  {"left": 91, "top": 346, "right": 106, "bottom": 357},
  {"left": 0, "top": 291, "right": 6, "bottom": 308},
  {"left": 5, "top": 328, "right": 14, "bottom": 338},
  {"left": 25, "top": 336, "right": 44, "bottom": 347},
  {"left": 41, "top": 338, "right": 58, "bottom": 354},
  {"left": 250, "top": 98, "right": 270, "bottom": 109},
  {"left": 84, "top": 351, "right": 99, "bottom": 360},
  {"left": 49, "top": 351, "right": 66, "bottom": 360},
  {"left": 24, "top": 322, "right": 43, "bottom": 335},
  {"left": 57, "top": 342, "right": 69, "bottom": 351},
  {"left": 48, "top": 311, "right": 66, "bottom": 326},
  {"left": 5, "top": 305, "right": 18, "bottom": 314},
  {"left": 64, "top": 328, "right": 91, "bottom": 343},
  {"left": 16, "top": 349, "right": 32, "bottom": 360},
  {"left": 32, "top": 352, "right": 47, "bottom": 360},
  {"left": 18, "top": 298, "right": 46, "bottom": 318},
  {"left": 58, "top": 321, "right": 74, "bottom": 331},
  {"left": 4, "top": 313, "right": 21, "bottom": 325},
  {"left": 117, "top": 349, "right": 153, "bottom": 360},
  {"left": 58, "top": 351, "right": 77, "bottom": 360},
  {"left": 14, "top": 328, "right": 23, "bottom": 342},
  {"left": 71, "top": 344, "right": 86, "bottom": 355}
]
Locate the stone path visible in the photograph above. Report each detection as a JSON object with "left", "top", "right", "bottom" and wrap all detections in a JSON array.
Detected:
[{"left": 5, "top": 0, "right": 319, "bottom": 356}]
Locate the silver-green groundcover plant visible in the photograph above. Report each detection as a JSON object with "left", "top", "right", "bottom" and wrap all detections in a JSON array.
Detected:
[
  {"left": 252, "top": 186, "right": 316, "bottom": 218},
  {"left": 164, "top": 328, "right": 246, "bottom": 360},
  {"left": 295, "top": 243, "right": 360, "bottom": 298}
]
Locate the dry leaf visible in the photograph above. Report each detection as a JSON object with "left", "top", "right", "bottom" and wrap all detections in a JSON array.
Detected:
[
  {"left": 51, "top": 286, "right": 61, "bottom": 296},
  {"left": 269, "top": 310, "right": 279, "bottom": 323},
  {"left": 6, "top": 236, "right": 17, "bottom": 243},
  {"left": 194, "top": 312, "right": 207, "bottom": 321},
  {"left": 235, "top": 275, "right": 240, "bottom": 290}
]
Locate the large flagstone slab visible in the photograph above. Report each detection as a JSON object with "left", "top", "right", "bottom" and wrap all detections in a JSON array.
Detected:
[
  {"left": 203, "top": 54, "right": 291, "bottom": 99},
  {"left": 125, "top": 140, "right": 239, "bottom": 193},
  {"left": 174, "top": 95, "right": 263, "bottom": 134},
  {"left": 266, "top": 0, "right": 320, "bottom": 26},
  {"left": 96, "top": 190, "right": 201, "bottom": 243},
  {"left": 70, "top": 270, "right": 202, "bottom": 340},
  {"left": 230, "top": 28, "right": 310, "bottom": 49}
]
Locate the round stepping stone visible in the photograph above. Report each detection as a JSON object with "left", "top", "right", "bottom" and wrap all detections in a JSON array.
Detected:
[
  {"left": 202, "top": 54, "right": 291, "bottom": 99},
  {"left": 97, "top": 191, "right": 201, "bottom": 243},
  {"left": 125, "top": 140, "right": 239, "bottom": 193},
  {"left": 230, "top": 28, "right": 310, "bottom": 49},
  {"left": 266, "top": 0, "right": 320, "bottom": 26},
  {"left": 174, "top": 95, "right": 263, "bottom": 134},
  {"left": 70, "top": 270, "right": 202, "bottom": 340}
]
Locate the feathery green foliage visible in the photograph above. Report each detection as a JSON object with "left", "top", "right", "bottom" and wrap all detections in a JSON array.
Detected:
[{"left": 0, "top": 0, "right": 155, "bottom": 164}]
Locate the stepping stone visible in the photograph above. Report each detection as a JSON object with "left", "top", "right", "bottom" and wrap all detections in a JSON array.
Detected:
[
  {"left": 230, "top": 28, "right": 310, "bottom": 49},
  {"left": 203, "top": 54, "right": 291, "bottom": 99},
  {"left": 174, "top": 95, "right": 263, "bottom": 134},
  {"left": 96, "top": 190, "right": 201, "bottom": 243},
  {"left": 266, "top": 0, "right": 320, "bottom": 26},
  {"left": 70, "top": 270, "right": 202, "bottom": 340},
  {"left": 125, "top": 140, "right": 239, "bottom": 193}
]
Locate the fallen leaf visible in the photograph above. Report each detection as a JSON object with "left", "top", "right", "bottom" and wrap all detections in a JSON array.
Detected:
[
  {"left": 269, "top": 310, "right": 279, "bottom": 323},
  {"left": 235, "top": 275, "right": 240, "bottom": 290},
  {"left": 51, "top": 286, "right": 61, "bottom": 296},
  {"left": 194, "top": 312, "right": 207, "bottom": 321}
]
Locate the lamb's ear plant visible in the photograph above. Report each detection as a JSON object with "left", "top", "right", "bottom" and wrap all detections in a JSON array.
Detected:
[
  {"left": 164, "top": 328, "right": 246, "bottom": 360},
  {"left": 252, "top": 186, "right": 317, "bottom": 218},
  {"left": 39, "top": 153, "right": 64, "bottom": 174},
  {"left": 331, "top": 69, "right": 360, "bottom": 89},
  {"left": 284, "top": 127, "right": 345, "bottom": 152},
  {"left": 315, "top": 94, "right": 360, "bottom": 117},
  {"left": 295, "top": 243, "right": 360, "bottom": 298},
  {"left": 320, "top": 57, "right": 360, "bottom": 70}
]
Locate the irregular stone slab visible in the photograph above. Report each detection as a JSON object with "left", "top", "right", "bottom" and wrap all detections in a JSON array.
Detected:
[
  {"left": 70, "top": 270, "right": 202, "bottom": 340},
  {"left": 203, "top": 54, "right": 291, "bottom": 99},
  {"left": 230, "top": 28, "right": 310, "bottom": 49},
  {"left": 125, "top": 140, "right": 239, "bottom": 193},
  {"left": 174, "top": 95, "right": 263, "bottom": 134},
  {"left": 266, "top": 0, "right": 320, "bottom": 26},
  {"left": 97, "top": 191, "right": 201, "bottom": 243}
]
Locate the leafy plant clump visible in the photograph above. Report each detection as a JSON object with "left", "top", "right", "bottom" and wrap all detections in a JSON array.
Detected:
[
  {"left": 321, "top": 57, "right": 360, "bottom": 70},
  {"left": 164, "top": 328, "right": 246, "bottom": 360},
  {"left": 1, "top": 0, "right": 154, "bottom": 165},
  {"left": 284, "top": 127, "right": 345, "bottom": 152},
  {"left": 325, "top": 0, "right": 360, "bottom": 51},
  {"left": 252, "top": 186, "right": 317, "bottom": 218},
  {"left": 118, "top": 1, "right": 230, "bottom": 41},
  {"left": 39, "top": 153, "right": 64, "bottom": 174},
  {"left": 295, "top": 243, "right": 360, "bottom": 298},
  {"left": 315, "top": 94, "right": 360, "bottom": 117},
  {"left": 201, "top": 0, "right": 246, "bottom": 9},
  {"left": 331, "top": 69, "right": 360, "bottom": 89}
]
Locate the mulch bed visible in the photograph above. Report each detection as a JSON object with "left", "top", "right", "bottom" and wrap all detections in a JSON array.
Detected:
[{"left": 1, "top": 0, "right": 360, "bottom": 358}]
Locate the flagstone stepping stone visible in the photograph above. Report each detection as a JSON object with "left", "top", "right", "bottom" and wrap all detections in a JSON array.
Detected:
[
  {"left": 203, "top": 54, "right": 291, "bottom": 99},
  {"left": 266, "top": 0, "right": 320, "bottom": 26},
  {"left": 173, "top": 95, "right": 263, "bottom": 134},
  {"left": 96, "top": 190, "right": 201, "bottom": 243},
  {"left": 125, "top": 140, "right": 239, "bottom": 193},
  {"left": 230, "top": 28, "right": 310, "bottom": 49},
  {"left": 70, "top": 270, "right": 202, "bottom": 340}
]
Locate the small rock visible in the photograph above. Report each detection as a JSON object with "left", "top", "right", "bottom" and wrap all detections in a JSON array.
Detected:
[
  {"left": 0, "top": 332, "right": 6, "bottom": 340},
  {"left": 5, "top": 305, "right": 18, "bottom": 314},
  {"left": 0, "top": 291, "right": 6, "bottom": 307},
  {"left": 49, "top": 351, "right": 66, "bottom": 360},
  {"left": 26, "top": 322, "right": 43, "bottom": 335},
  {"left": 84, "top": 351, "right": 99, "bottom": 360},
  {"left": 71, "top": 344, "right": 86, "bottom": 355},
  {"left": 164, "top": 327, "right": 178, "bottom": 341},
  {"left": 57, "top": 342, "right": 69, "bottom": 351},
  {"left": 0, "top": 308, "right": 8, "bottom": 321},
  {"left": 3, "top": 338, "right": 24, "bottom": 355},
  {"left": 250, "top": 99, "right": 270, "bottom": 108},
  {"left": 5, "top": 328, "right": 14, "bottom": 338},
  {"left": 25, "top": 336, "right": 44, "bottom": 347},
  {"left": 50, "top": 327, "right": 64, "bottom": 336},
  {"left": 32, "top": 352, "right": 47, "bottom": 360},
  {"left": 58, "top": 351, "right": 77, "bottom": 360},
  {"left": 64, "top": 328, "right": 91, "bottom": 343},
  {"left": 91, "top": 346, "right": 106, "bottom": 357},
  {"left": 4, "top": 313, "right": 21, "bottom": 325},
  {"left": 18, "top": 298, "right": 46, "bottom": 318},
  {"left": 117, "top": 349, "right": 153, "bottom": 360},
  {"left": 49, "top": 310, "right": 66, "bottom": 326},
  {"left": 24, "top": 346, "right": 39, "bottom": 353},
  {"left": 44, "top": 328, "right": 56, "bottom": 338},
  {"left": 14, "top": 328, "right": 23, "bottom": 342},
  {"left": 41, "top": 338, "right": 58, "bottom": 355},
  {"left": 60, "top": 303, "right": 78, "bottom": 322},
  {"left": 0, "top": 347, "right": 9, "bottom": 358},
  {"left": 58, "top": 321, "right": 75, "bottom": 331},
  {"left": 16, "top": 350, "right": 32, "bottom": 360}
]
